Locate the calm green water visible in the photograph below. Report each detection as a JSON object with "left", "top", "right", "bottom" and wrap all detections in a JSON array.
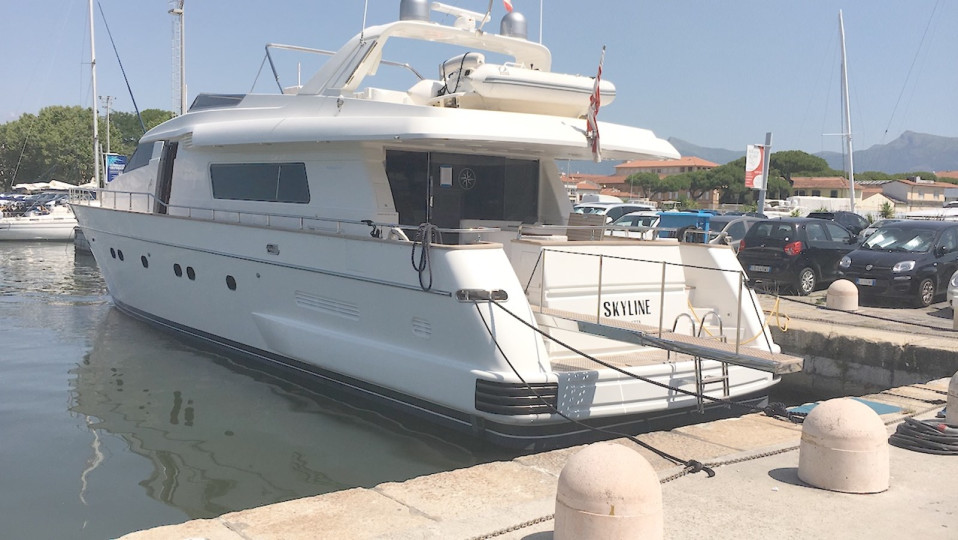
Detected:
[{"left": 0, "top": 243, "right": 512, "bottom": 539}]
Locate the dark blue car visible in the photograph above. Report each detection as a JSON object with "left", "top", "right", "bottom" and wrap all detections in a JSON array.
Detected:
[
  {"left": 838, "top": 220, "right": 958, "bottom": 307},
  {"left": 738, "top": 218, "right": 859, "bottom": 295}
]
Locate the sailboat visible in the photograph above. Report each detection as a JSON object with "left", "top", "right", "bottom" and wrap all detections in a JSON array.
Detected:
[
  {"left": 839, "top": 10, "right": 857, "bottom": 212},
  {"left": 0, "top": 1, "right": 98, "bottom": 243}
]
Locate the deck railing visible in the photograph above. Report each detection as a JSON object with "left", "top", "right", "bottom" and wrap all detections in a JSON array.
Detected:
[
  {"left": 522, "top": 245, "right": 772, "bottom": 354},
  {"left": 69, "top": 188, "right": 499, "bottom": 245}
]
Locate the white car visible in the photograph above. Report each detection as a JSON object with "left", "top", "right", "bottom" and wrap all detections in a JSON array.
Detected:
[
  {"left": 608, "top": 211, "right": 660, "bottom": 239},
  {"left": 948, "top": 269, "right": 958, "bottom": 309},
  {"left": 574, "top": 202, "right": 656, "bottom": 223}
]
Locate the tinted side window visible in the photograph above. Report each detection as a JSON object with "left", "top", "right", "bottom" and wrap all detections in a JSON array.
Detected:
[
  {"left": 124, "top": 142, "right": 156, "bottom": 173},
  {"left": 750, "top": 222, "right": 794, "bottom": 240},
  {"left": 805, "top": 222, "right": 827, "bottom": 242},
  {"left": 210, "top": 163, "right": 310, "bottom": 203},
  {"left": 824, "top": 222, "right": 852, "bottom": 242},
  {"left": 725, "top": 222, "right": 745, "bottom": 238},
  {"left": 939, "top": 228, "right": 958, "bottom": 253}
]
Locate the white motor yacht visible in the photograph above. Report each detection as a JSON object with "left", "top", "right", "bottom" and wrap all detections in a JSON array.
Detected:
[{"left": 72, "top": 0, "right": 800, "bottom": 449}]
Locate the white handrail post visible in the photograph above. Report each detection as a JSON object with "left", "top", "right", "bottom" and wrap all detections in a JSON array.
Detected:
[
  {"left": 539, "top": 249, "right": 546, "bottom": 309},
  {"left": 596, "top": 254, "right": 604, "bottom": 323},
  {"left": 658, "top": 261, "right": 666, "bottom": 337},
  {"left": 735, "top": 272, "right": 744, "bottom": 355}
]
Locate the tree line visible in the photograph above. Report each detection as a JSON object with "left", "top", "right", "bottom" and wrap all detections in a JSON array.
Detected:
[
  {"left": 625, "top": 149, "right": 947, "bottom": 210},
  {"left": 0, "top": 105, "right": 172, "bottom": 192}
]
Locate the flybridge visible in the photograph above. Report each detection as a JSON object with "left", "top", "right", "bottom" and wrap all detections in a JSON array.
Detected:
[{"left": 297, "top": 0, "right": 552, "bottom": 97}]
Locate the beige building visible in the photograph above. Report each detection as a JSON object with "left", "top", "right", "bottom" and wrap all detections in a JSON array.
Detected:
[
  {"left": 614, "top": 156, "right": 718, "bottom": 177},
  {"left": 881, "top": 178, "right": 954, "bottom": 211}
]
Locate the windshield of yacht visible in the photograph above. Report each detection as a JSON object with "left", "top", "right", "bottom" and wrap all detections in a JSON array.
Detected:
[{"left": 861, "top": 227, "right": 935, "bottom": 252}]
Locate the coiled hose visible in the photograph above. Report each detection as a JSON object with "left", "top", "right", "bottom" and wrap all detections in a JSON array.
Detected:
[
  {"left": 888, "top": 417, "right": 958, "bottom": 455},
  {"left": 411, "top": 223, "right": 442, "bottom": 291}
]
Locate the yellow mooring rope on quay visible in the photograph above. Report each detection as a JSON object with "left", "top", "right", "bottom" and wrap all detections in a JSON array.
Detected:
[{"left": 687, "top": 295, "right": 790, "bottom": 344}]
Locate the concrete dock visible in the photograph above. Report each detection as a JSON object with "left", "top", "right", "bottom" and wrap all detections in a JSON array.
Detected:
[{"left": 121, "top": 291, "right": 958, "bottom": 539}]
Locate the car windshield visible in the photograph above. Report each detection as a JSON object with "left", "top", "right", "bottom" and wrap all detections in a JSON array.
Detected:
[
  {"left": 862, "top": 227, "right": 935, "bottom": 252},
  {"left": 613, "top": 214, "right": 656, "bottom": 227},
  {"left": 574, "top": 206, "right": 606, "bottom": 215}
]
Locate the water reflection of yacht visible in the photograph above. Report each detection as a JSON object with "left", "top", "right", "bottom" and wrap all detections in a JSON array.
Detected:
[{"left": 70, "top": 309, "right": 494, "bottom": 519}]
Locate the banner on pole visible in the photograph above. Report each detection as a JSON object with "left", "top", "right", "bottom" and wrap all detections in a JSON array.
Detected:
[
  {"left": 744, "top": 144, "right": 765, "bottom": 190},
  {"left": 104, "top": 153, "right": 127, "bottom": 183}
]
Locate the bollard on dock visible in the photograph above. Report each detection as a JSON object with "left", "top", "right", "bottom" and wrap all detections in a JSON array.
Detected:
[
  {"left": 554, "top": 442, "right": 663, "bottom": 539},
  {"left": 798, "top": 397, "right": 889, "bottom": 493}
]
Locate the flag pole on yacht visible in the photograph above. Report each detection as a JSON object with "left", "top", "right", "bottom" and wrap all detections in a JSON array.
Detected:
[
  {"left": 586, "top": 46, "right": 605, "bottom": 163},
  {"left": 839, "top": 10, "right": 856, "bottom": 212}
]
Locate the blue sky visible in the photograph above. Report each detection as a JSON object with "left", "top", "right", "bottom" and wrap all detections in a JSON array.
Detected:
[{"left": 2, "top": 1, "right": 954, "bottom": 156}]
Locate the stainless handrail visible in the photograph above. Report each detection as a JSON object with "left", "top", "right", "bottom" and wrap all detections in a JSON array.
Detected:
[
  {"left": 69, "top": 188, "right": 500, "bottom": 243},
  {"left": 529, "top": 246, "right": 766, "bottom": 353},
  {"left": 265, "top": 42, "right": 425, "bottom": 93},
  {"left": 517, "top": 222, "right": 727, "bottom": 243}
]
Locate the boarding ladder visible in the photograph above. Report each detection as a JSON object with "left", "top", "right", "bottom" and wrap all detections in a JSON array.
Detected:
[
  {"left": 672, "top": 311, "right": 731, "bottom": 413},
  {"left": 531, "top": 304, "right": 804, "bottom": 407}
]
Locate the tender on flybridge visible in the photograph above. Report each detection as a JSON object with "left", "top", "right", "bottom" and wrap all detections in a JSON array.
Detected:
[{"left": 71, "top": 0, "right": 799, "bottom": 449}]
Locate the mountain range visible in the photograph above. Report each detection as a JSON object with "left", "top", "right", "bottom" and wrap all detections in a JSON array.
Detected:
[
  {"left": 669, "top": 131, "right": 958, "bottom": 175},
  {"left": 561, "top": 131, "right": 958, "bottom": 177}
]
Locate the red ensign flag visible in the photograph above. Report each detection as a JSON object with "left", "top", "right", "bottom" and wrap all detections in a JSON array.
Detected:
[{"left": 586, "top": 46, "right": 606, "bottom": 162}]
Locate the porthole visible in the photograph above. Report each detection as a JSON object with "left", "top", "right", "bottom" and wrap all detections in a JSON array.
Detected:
[
  {"left": 110, "top": 248, "right": 116, "bottom": 259},
  {"left": 186, "top": 267, "right": 196, "bottom": 280},
  {"left": 226, "top": 275, "right": 237, "bottom": 291},
  {"left": 174, "top": 264, "right": 183, "bottom": 277},
  {"left": 117, "top": 250, "right": 124, "bottom": 261},
  {"left": 141, "top": 256, "right": 149, "bottom": 268}
]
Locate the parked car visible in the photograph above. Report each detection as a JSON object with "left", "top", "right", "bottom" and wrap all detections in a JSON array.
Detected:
[
  {"left": 737, "top": 218, "right": 859, "bottom": 295},
  {"left": 573, "top": 202, "right": 656, "bottom": 223},
  {"left": 608, "top": 211, "right": 660, "bottom": 239},
  {"left": 806, "top": 211, "right": 870, "bottom": 236},
  {"left": 858, "top": 218, "right": 903, "bottom": 242},
  {"left": 838, "top": 220, "right": 958, "bottom": 307},
  {"left": 706, "top": 215, "right": 762, "bottom": 251},
  {"left": 948, "top": 269, "right": 958, "bottom": 309}
]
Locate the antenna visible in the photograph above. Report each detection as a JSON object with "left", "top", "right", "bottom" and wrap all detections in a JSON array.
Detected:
[{"left": 169, "top": 0, "right": 186, "bottom": 116}]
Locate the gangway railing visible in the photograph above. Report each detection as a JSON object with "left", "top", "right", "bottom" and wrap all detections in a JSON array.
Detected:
[
  {"left": 522, "top": 246, "right": 802, "bottom": 376},
  {"left": 530, "top": 305, "right": 803, "bottom": 376}
]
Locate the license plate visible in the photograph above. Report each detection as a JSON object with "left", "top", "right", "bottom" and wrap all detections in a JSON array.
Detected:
[
  {"left": 857, "top": 278, "right": 876, "bottom": 286},
  {"left": 749, "top": 265, "right": 771, "bottom": 273}
]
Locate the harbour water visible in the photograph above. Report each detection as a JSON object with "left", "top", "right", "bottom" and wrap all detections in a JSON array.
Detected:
[{"left": 0, "top": 243, "right": 513, "bottom": 539}]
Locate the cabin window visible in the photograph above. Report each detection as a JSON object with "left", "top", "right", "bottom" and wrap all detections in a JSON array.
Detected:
[
  {"left": 210, "top": 163, "right": 310, "bottom": 203},
  {"left": 385, "top": 150, "right": 538, "bottom": 228},
  {"left": 124, "top": 142, "right": 155, "bottom": 173}
]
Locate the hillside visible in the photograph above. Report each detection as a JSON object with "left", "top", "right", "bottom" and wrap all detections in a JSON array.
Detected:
[
  {"left": 815, "top": 131, "right": 958, "bottom": 174},
  {"left": 667, "top": 138, "right": 743, "bottom": 165},
  {"left": 558, "top": 131, "right": 958, "bottom": 177}
]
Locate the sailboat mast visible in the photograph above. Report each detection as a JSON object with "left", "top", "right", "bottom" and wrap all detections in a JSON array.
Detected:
[
  {"left": 839, "top": 10, "right": 855, "bottom": 212},
  {"left": 89, "top": 0, "right": 101, "bottom": 187}
]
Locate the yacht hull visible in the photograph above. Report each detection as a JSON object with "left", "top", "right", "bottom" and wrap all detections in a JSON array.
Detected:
[{"left": 75, "top": 205, "right": 778, "bottom": 449}]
